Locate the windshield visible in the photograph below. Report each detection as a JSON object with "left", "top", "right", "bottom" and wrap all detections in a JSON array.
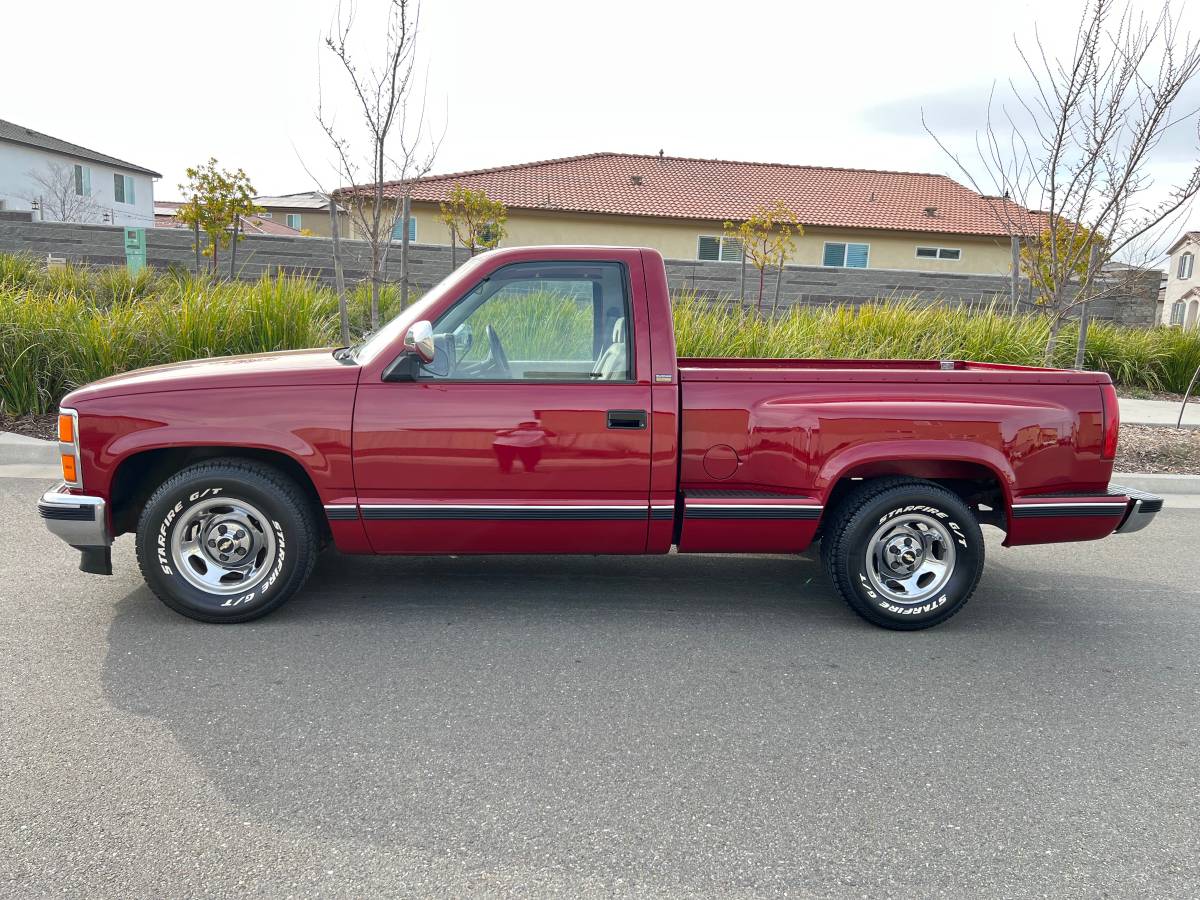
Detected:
[{"left": 349, "top": 255, "right": 493, "bottom": 365}]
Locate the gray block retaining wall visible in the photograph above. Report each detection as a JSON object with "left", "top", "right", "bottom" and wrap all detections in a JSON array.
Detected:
[{"left": 0, "top": 215, "right": 1159, "bottom": 326}]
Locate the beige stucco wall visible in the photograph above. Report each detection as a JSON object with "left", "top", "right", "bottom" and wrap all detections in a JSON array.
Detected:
[
  {"left": 381, "top": 202, "right": 1015, "bottom": 276},
  {"left": 255, "top": 204, "right": 336, "bottom": 237},
  {"left": 1160, "top": 235, "right": 1200, "bottom": 327}
]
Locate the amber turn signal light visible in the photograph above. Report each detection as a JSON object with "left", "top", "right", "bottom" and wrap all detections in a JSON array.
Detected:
[
  {"left": 58, "top": 414, "right": 74, "bottom": 444},
  {"left": 61, "top": 454, "right": 78, "bottom": 484}
]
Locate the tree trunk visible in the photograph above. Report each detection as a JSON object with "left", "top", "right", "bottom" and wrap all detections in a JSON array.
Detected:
[
  {"left": 193, "top": 221, "right": 201, "bottom": 274},
  {"left": 1043, "top": 314, "right": 1064, "bottom": 364},
  {"left": 1010, "top": 235, "right": 1020, "bottom": 315},
  {"left": 757, "top": 266, "right": 765, "bottom": 313},
  {"left": 370, "top": 256, "right": 381, "bottom": 330},
  {"left": 739, "top": 252, "right": 746, "bottom": 309},
  {"left": 1073, "top": 244, "right": 1102, "bottom": 370},
  {"left": 400, "top": 193, "right": 411, "bottom": 308},
  {"left": 228, "top": 216, "right": 240, "bottom": 280},
  {"left": 772, "top": 252, "right": 784, "bottom": 314},
  {"left": 329, "top": 197, "right": 349, "bottom": 346}
]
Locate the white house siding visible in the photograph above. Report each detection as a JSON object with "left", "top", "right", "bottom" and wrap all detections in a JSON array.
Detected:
[{"left": 0, "top": 142, "right": 156, "bottom": 228}]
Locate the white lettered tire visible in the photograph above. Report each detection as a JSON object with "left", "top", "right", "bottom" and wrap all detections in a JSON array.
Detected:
[
  {"left": 135, "top": 460, "right": 318, "bottom": 623},
  {"left": 821, "top": 479, "right": 985, "bottom": 630}
]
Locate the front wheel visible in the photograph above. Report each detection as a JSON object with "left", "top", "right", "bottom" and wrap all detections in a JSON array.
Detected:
[
  {"left": 821, "top": 479, "right": 985, "bottom": 630},
  {"left": 135, "top": 460, "right": 318, "bottom": 623}
]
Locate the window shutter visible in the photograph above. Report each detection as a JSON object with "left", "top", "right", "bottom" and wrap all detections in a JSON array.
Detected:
[
  {"left": 846, "top": 244, "right": 869, "bottom": 268},
  {"left": 126, "top": 176, "right": 134, "bottom": 204},
  {"left": 82, "top": 167, "right": 91, "bottom": 196},
  {"left": 698, "top": 236, "right": 721, "bottom": 261},
  {"left": 113, "top": 173, "right": 124, "bottom": 203},
  {"left": 721, "top": 237, "right": 743, "bottom": 262},
  {"left": 409, "top": 217, "right": 417, "bottom": 242},
  {"left": 823, "top": 243, "right": 846, "bottom": 267}
]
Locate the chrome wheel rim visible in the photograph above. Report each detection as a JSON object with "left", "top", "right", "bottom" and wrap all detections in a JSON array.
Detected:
[
  {"left": 864, "top": 513, "right": 956, "bottom": 605},
  {"left": 169, "top": 497, "right": 277, "bottom": 596}
]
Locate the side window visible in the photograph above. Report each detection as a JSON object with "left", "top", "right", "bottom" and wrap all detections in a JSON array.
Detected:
[
  {"left": 1178, "top": 252, "right": 1194, "bottom": 279},
  {"left": 424, "top": 261, "right": 632, "bottom": 382}
]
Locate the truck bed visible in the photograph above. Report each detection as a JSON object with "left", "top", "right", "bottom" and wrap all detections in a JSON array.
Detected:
[{"left": 678, "top": 358, "right": 1112, "bottom": 385}]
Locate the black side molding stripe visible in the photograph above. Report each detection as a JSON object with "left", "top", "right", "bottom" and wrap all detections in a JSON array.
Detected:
[
  {"left": 684, "top": 506, "right": 823, "bottom": 520},
  {"left": 1011, "top": 504, "right": 1128, "bottom": 519},
  {"left": 323, "top": 506, "right": 360, "bottom": 521},
  {"left": 358, "top": 506, "right": 650, "bottom": 521}
]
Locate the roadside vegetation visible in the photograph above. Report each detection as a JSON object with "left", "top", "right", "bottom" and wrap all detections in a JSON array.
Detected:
[{"left": 2, "top": 254, "right": 1199, "bottom": 416}]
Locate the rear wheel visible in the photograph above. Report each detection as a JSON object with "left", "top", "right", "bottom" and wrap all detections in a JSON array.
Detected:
[
  {"left": 821, "top": 478, "right": 984, "bottom": 630},
  {"left": 135, "top": 460, "right": 318, "bottom": 623}
]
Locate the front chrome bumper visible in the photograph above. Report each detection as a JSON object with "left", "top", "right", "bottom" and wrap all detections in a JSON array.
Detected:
[
  {"left": 38, "top": 483, "right": 109, "bottom": 548},
  {"left": 1112, "top": 484, "right": 1164, "bottom": 534}
]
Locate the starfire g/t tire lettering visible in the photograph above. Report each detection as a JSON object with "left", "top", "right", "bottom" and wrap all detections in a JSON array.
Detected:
[{"left": 135, "top": 460, "right": 318, "bottom": 623}]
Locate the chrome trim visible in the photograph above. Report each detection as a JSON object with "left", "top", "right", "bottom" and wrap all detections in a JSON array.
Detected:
[
  {"left": 58, "top": 407, "right": 82, "bottom": 489},
  {"left": 38, "top": 483, "right": 109, "bottom": 548},
  {"left": 1115, "top": 496, "right": 1163, "bottom": 534}
]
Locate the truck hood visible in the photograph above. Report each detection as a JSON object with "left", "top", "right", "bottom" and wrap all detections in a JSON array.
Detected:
[{"left": 62, "top": 348, "right": 360, "bottom": 405}]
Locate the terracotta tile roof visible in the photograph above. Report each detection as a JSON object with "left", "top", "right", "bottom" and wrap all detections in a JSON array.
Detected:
[{"left": 347, "top": 152, "right": 1045, "bottom": 238}]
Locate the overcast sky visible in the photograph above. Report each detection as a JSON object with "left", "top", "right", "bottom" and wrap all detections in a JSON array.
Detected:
[{"left": 4, "top": 0, "right": 1198, "bottom": 248}]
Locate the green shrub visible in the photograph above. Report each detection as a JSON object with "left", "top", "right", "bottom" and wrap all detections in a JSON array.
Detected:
[{"left": 3, "top": 253, "right": 1200, "bottom": 416}]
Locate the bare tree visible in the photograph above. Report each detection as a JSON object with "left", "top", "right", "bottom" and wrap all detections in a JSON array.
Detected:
[
  {"left": 927, "top": 0, "right": 1200, "bottom": 362},
  {"left": 314, "top": 0, "right": 443, "bottom": 330},
  {"left": 24, "top": 161, "right": 101, "bottom": 223}
]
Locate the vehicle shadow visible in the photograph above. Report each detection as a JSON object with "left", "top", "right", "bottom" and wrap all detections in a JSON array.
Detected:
[{"left": 99, "top": 546, "right": 1180, "bottom": 889}]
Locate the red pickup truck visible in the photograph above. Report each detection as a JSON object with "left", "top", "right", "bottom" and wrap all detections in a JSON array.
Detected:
[{"left": 39, "top": 246, "right": 1161, "bottom": 629}]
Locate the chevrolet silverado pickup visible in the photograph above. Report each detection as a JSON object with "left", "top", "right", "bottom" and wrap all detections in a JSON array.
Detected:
[{"left": 38, "top": 246, "right": 1162, "bottom": 629}]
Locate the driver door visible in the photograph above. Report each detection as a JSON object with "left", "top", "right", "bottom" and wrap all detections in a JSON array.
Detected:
[{"left": 352, "top": 258, "right": 654, "bottom": 554}]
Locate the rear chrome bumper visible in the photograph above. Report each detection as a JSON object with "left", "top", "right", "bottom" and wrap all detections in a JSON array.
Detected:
[
  {"left": 37, "top": 483, "right": 109, "bottom": 548},
  {"left": 1112, "top": 484, "right": 1164, "bottom": 534}
]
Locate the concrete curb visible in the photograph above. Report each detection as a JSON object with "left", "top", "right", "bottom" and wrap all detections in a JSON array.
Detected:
[
  {"left": 1111, "top": 472, "right": 1200, "bottom": 494},
  {"left": 0, "top": 432, "right": 56, "bottom": 465}
]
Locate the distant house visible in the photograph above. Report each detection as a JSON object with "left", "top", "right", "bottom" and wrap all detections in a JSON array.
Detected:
[
  {"left": 339, "top": 151, "right": 1046, "bottom": 277},
  {"left": 0, "top": 118, "right": 158, "bottom": 228},
  {"left": 153, "top": 199, "right": 303, "bottom": 236},
  {"left": 252, "top": 192, "right": 334, "bottom": 237},
  {"left": 1162, "top": 232, "right": 1200, "bottom": 330}
]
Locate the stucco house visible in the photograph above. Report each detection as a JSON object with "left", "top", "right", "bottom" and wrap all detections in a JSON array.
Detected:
[
  {"left": 251, "top": 192, "right": 336, "bottom": 237},
  {"left": 0, "top": 118, "right": 158, "bottom": 228},
  {"left": 341, "top": 152, "right": 1045, "bottom": 276},
  {"left": 1161, "top": 231, "right": 1200, "bottom": 329}
]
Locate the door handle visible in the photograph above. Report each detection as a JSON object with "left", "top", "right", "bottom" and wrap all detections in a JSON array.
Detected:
[{"left": 606, "top": 409, "right": 647, "bottom": 430}]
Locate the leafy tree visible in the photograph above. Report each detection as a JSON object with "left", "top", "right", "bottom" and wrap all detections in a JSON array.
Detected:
[
  {"left": 724, "top": 202, "right": 801, "bottom": 311},
  {"left": 1020, "top": 221, "right": 1096, "bottom": 304},
  {"left": 440, "top": 184, "right": 508, "bottom": 258},
  {"left": 927, "top": 0, "right": 1200, "bottom": 363},
  {"left": 175, "top": 159, "right": 261, "bottom": 275}
]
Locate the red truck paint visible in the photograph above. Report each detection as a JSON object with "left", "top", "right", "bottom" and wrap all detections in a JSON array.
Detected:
[{"left": 59, "top": 246, "right": 1144, "bottom": 563}]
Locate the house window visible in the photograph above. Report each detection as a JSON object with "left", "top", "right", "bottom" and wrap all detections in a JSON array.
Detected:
[
  {"left": 697, "top": 235, "right": 743, "bottom": 262},
  {"left": 113, "top": 174, "right": 135, "bottom": 205},
  {"left": 823, "top": 242, "right": 870, "bottom": 268},
  {"left": 391, "top": 217, "right": 417, "bottom": 242},
  {"left": 73, "top": 165, "right": 91, "bottom": 196},
  {"left": 916, "top": 246, "right": 961, "bottom": 260},
  {"left": 1178, "top": 252, "right": 1194, "bottom": 279},
  {"left": 1170, "top": 301, "right": 1187, "bottom": 325},
  {"left": 285, "top": 213, "right": 302, "bottom": 230}
]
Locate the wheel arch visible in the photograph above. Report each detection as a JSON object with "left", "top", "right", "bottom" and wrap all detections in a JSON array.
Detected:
[
  {"left": 819, "top": 448, "right": 1013, "bottom": 530},
  {"left": 109, "top": 445, "right": 328, "bottom": 541}
]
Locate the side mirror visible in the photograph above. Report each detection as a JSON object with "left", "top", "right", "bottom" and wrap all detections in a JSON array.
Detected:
[{"left": 404, "top": 320, "right": 436, "bottom": 364}]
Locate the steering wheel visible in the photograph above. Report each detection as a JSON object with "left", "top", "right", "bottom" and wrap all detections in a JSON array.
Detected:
[{"left": 485, "top": 325, "right": 512, "bottom": 378}]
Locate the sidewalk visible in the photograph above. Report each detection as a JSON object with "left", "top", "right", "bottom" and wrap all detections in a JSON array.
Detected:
[{"left": 1120, "top": 396, "right": 1199, "bottom": 427}]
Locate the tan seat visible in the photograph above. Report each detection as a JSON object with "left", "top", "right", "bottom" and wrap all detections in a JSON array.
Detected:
[{"left": 591, "top": 317, "right": 627, "bottom": 380}]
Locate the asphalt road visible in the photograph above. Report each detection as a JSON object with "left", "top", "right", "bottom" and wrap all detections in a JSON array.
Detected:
[{"left": 2, "top": 476, "right": 1198, "bottom": 900}]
